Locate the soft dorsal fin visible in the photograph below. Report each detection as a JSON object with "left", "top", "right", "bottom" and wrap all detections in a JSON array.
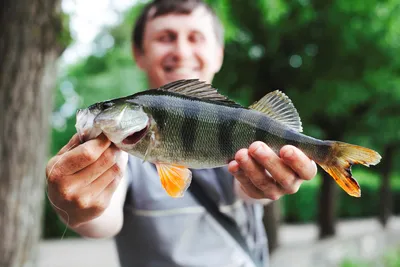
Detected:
[
  {"left": 249, "top": 90, "right": 303, "bottom": 132},
  {"left": 159, "top": 79, "right": 241, "bottom": 107}
]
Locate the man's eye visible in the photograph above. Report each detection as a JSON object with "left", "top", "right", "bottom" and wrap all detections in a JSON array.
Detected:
[
  {"left": 158, "top": 33, "right": 174, "bottom": 42},
  {"left": 189, "top": 32, "right": 203, "bottom": 43}
]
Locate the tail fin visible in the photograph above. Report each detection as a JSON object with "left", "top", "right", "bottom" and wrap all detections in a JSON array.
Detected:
[{"left": 317, "top": 142, "right": 382, "bottom": 197}]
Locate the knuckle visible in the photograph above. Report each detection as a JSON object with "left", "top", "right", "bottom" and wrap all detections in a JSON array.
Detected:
[
  {"left": 111, "top": 164, "right": 123, "bottom": 178},
  {"left": 47, "top": 169, "right": 61, "bottom": 184},
  {"left": 92, "top": 200, "right": 107, "bottom": 214},
  {"left": 278, "top": 175, "right": 293, "bottom": 189},
  {"left": 59, "top": 184, "right": 75, "bottom": 202},
  {"left": 81, "top": 145, "right": 96, "bottom": 163},
  {"left": 72, "top": 196, "right": 91, "bottom": 210},
  {"left": 100, "top": 149, "right": 116, "bottom": 167},
  {"left": 46, "top": 161, "right": 64, "bottom": 183},
  {"left": 265, "top": 192, "right": 281, "bottom": 201},
  {"left": 251, "top": 177, "right": 271, "bottom": 191},
  {"left": 256, "top": 150, "right": 275, "bottom": 168}
]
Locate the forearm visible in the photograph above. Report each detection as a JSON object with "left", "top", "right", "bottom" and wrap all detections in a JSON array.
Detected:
[{"left": 70, "top": 204, "right": 124, "bottom": 239}]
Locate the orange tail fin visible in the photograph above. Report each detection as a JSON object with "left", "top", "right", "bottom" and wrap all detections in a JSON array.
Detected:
[{"left": 317, "top": 142, "right": 382, "bottom": 197}]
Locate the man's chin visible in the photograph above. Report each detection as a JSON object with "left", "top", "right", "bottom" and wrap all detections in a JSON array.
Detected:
[
  {"left": 164, "top": 73, "right": 202, "bottom": 83},
  {"left": 149, "top": 74, "right": 210, "bottom": 88}
]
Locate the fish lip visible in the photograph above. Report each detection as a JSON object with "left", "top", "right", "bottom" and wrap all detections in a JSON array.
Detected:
[{"left": 75, "top": 108, "right": 102, "bottom": 143}]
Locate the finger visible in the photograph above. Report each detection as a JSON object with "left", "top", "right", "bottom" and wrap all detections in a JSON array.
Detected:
[
  {"left": 49, "top": 134, "right": 112, "bottom": 177},
  {"left": 280, "top": 145, "right": 318, "bottom": 181},
  {"left": 228, "top": 160, "right": 265, "bottom": 199},
  {"left": 57, "top": 133, "right": 81, "bottom": 155},
  {"left": 233, "top": 148, "right": 285, "bottom": 199},
  {"left": 248, "top": 141, "right": 300, "bottom": 194},
  {"left": 71, "top": 145, "right": 121, "bottom": 186},
  {"left": 86, "top": 150, "right": 128, "bottom": 197}
]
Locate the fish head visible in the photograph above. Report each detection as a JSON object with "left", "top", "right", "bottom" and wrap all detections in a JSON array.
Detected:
[
  {"left": 75, "top": 104, "right": 103, "bottom": 143},
  {"left": 75, "top": 100, "right": 150, "bottom": 145}
]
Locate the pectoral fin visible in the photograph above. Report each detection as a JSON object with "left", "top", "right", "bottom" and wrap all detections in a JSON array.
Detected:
[{"left": 155, "top": 163, "right": 192, "bottom": 197}]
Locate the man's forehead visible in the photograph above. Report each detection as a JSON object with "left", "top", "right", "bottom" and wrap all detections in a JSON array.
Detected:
[{"left": 145, "top": 6, "right": 214, "bottom": 33}]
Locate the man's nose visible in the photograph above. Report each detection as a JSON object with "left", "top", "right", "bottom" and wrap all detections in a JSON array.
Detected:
[{"left": 174, "top": 38, "right": 193, "bottom": 60}]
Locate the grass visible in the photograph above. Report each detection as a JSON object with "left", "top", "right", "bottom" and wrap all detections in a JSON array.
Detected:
[{"left": 340, "top": 247, "right": 400, "bottom": 267}]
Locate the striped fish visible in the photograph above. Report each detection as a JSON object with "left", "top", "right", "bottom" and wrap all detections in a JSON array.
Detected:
[{"left": 75, "top": 79, "right": 381, "bottom": 198}]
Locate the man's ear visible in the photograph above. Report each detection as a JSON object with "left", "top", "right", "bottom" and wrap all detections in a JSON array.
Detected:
[{"left": 133, "top": 45, "right": 145, "bottom": 70}]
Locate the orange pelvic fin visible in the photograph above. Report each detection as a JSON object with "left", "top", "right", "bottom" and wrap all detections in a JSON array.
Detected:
[
  {"left": 155, "top": 163, "right": 192, "bottom": 198},
  {"left": 318, "top": 142, "right": 382, "bottom": 197}
]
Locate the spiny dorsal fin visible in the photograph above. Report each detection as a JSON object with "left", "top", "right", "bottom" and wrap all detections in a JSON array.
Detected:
[
  {"left": 249, "top": 90, "right": 303, "bottom": 132},
  {"left": 159, "top": 79, "right": 241, "bottom": 106}
]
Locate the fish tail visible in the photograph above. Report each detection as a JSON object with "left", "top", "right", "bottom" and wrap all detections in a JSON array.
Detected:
[{"left": 316, "top": 141, "right": 382, "bottom": 197}]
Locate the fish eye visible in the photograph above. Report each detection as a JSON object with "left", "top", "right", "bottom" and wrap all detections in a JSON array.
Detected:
[{"left": 101, "top": 102, "right": 114, "bottom": 109}]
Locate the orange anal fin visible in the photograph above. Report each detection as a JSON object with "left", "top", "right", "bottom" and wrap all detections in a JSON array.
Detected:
[{"left": 155, "top": 163, "right": 192, "bottom": 198}]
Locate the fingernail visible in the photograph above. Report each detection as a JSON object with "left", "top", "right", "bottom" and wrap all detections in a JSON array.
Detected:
[
  {"left": 252, "top": 144, "right": 264, "bottom": 157},
  {"left": 283, "top": 147, "right": 294, "bottom": 159}
]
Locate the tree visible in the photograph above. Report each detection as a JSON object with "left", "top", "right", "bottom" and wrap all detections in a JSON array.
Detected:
[
  {"left": 0, "top": 1, "right": 64, "bottom": 266},
  {"left": 209, "top": 0, "right": 400, "bottom": 240},
  {"left": 45, "top": 0, "right": 400, "bottom": 248}
]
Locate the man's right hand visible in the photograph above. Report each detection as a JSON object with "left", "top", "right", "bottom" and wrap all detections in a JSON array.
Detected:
[{"left": 46, "top": 133, "right": 128, "bottom": 228}]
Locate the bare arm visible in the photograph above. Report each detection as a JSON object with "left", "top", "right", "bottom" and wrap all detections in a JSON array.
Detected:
[{"left": 46, "top": 133, "right": 129, "bottom": 239}]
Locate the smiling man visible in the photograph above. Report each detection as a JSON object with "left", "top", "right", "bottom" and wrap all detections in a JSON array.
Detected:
[{"left": 46, "top": 1, "right": 317, "bottom": 267}]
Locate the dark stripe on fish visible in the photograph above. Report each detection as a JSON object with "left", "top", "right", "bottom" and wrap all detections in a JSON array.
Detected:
[
  {"left": 255, "top": 115, "right": 271, "bottom": 142},
  {"left": 218, "top": 109, "right": 240, "bottom": 158},
  {"left": 149, "top": 98, "right": 168, "bottom": 132},
  {"left": 181, "top": 100, "right": 200, "bottom": 155}
]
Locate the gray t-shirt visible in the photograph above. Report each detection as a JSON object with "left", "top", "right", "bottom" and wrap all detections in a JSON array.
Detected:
[{"left": 114, "top": 156, "right": 268, "bottom": 267}]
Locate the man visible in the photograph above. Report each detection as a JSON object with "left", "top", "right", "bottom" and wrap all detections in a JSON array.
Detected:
[{"left": 46, "top": 0, "right": 317, "bottom": 266}]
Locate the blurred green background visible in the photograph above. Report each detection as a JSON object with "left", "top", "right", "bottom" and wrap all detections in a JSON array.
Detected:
[{"left": 43, "top": 0, "right": 400, "bottom": 239}]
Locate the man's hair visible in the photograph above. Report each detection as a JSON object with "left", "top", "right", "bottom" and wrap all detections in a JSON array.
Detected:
[{"left": 132, "top": 0, "right": 224, "bottom": 51}]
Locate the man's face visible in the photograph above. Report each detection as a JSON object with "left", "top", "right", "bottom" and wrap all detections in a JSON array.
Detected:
[{"left": 134, "top": 6, "right": 224, "bottom": 88}]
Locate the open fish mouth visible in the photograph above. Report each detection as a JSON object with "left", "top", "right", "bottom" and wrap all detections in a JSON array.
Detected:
[{"left": 122, "top": 122, "right": 150, "bottom": 145}]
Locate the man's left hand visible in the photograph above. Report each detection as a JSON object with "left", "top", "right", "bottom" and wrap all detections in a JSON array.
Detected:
[{"left": 228, "top": 141, "right": 317, "bottom": 200}]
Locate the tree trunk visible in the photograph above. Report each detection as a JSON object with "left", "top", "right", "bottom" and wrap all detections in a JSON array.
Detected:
[
  {"left": 0, "top": 1, "right": 62, "bottom": 266},
  {"left": 318, "top": 171, "right": 338, "bottom": 239},
  {"left": 263, "top": 201, "right": 281, "bottom": 254},
  {"left": 378, "top": 145, "right": 395, "bottom": 227}
]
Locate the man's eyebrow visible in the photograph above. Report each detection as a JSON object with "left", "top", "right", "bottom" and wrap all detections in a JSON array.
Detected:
[
  {"left": 191, "top": 29, "right": 205, "bottom": 36},
  {"left": 153, "top": 28, "right": 177, "bottom": 35}
]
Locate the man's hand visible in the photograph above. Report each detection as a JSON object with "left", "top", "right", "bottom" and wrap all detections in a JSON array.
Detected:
[
  {"left": 45, "top": 133, "right": 128, "bottom": 228},
  {"left": 228, "top": 141, "right": 317, "bottom": 200}
]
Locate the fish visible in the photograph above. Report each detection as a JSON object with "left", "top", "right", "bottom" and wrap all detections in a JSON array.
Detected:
[{"left": 75, "top": 79, "right": 382, "bottom": 198}]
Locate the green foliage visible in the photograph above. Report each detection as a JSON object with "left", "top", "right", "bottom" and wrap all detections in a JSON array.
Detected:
[
  {"left": 283, "top": 169, "right": 400, "bottom": 223},
  {"left": 57, "top": 12, "right": 73, "bottom": 51},
  {"left": 340, "top": 246, "right": 400, "bottom": 267},
  {"left": 45, "top": 0, "right": 400, "bottom": 238}
]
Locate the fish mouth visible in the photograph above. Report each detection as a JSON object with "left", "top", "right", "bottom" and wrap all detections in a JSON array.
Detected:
[{"left": 122, "top": 123, "right": 150, "bottom": 145}]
